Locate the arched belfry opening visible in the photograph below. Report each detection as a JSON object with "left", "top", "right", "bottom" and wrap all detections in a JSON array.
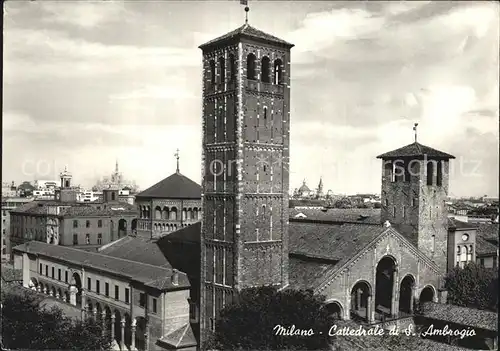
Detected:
[
  {"left": 261, "top": 56, "right": 270, "bottom": 83},
  {"left": 247, "top": 53, "right": 256, "bottom": 80}
]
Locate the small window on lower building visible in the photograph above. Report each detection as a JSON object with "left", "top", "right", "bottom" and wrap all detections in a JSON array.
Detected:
[
  {"left": 87, "top": 277, "right": 92, "bottom": 291},
  {"left": 115, "top": 285, "right": 119, "bottom": 300},
  {"left": 480, "top": 258, "right": 485, "bottom": 267},
  {"left": 210, "top": 318, "right": 215, "bottom": 331},
  {"left": 65, "top": 271, "right": 68, "bottom": 283},
  {"left": 139, "top": 293, "right": 146, "bottom": 308},
  {"left": 125, "top": 288, "right": 130, "bottom": 304},
  {"left": 97, "top": 233, "right": 102, "bottom": 245},
  {"left": 51, "top": 267, "right": 54, "bottom": 278},
  {"left": 105, "top": 282, "right": 109, "bottom": 296},
  {"left": 58, "top": 269, "right": 61, "bottom": 281},
  {"left": 152, "top": 298, "right": 157, "bottom": 313},
  {"left": 85, "top": 233, "right": 90, "bottom": 245},
  {"left": 39, "top": 263, "right": 43, "bottom": 274}
]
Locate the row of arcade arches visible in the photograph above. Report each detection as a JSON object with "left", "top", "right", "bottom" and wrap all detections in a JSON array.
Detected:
[{"left": 324, "top": 256, "right": 437, "bottom": 322}]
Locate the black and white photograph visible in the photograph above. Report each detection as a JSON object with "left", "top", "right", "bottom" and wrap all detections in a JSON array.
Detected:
[{"left": 1, "top": 1, "right": 499, "bottom": 350}]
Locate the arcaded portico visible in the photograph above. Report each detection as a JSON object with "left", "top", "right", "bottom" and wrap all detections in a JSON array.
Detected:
[
  {"left": 13, "top": 241, "right": 197, "bottom": 351},
  {"left": 289, "top": 220, "right": 443, "bottom": 324}
]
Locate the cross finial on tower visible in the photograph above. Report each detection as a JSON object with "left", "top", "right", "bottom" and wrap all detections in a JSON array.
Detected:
[
  {"left": 240, "top": 0, "right": 249, "bottom": 24},
  {"left": 115, "top": 159, "right": 119, "bottom": 173},
  {"left": 413, "top": 123, "right": 419, "bottom": 143},
  {"left": 175, "top": 149, "right": 180, "bottom": 173}
]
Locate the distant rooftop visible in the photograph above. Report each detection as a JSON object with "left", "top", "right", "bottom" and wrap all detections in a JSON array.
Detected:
[
  {"left": 199, "top": 23, "right": 294, "bottom": 50},
  {"left": 377, "top": 142, "right": 455, "bottom": 159}
]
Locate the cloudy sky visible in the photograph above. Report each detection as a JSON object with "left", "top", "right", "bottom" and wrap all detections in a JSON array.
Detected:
[{"left": 3, "top": 1, "right": 499, "bottom": 197}]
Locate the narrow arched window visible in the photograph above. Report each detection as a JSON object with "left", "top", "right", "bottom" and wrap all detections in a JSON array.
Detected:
[
  {"left": 426, "top": 161, "right": 434, "bottom": 186},
  {"left": 263, "top": 106, "right": 268, "bottom": 120},
  {"left": 262, "top": 205, "right": 266, "bottom": 217},
  {"left": 247, "top": 53, "right": 256, "bottom": 80},
  {"left": 436, "top": 160, "right": 443, "bottom": 186},
  {"left": 273, "top": 59, "right": 283, "bottom": 84},
  {"left": 261, "top": 56, "right": 270, "bottom": 83},
  {"left": 218, "top": 57, "right": 225, "bottom": 84},
  {"left": 209, "top": 60, "right": 216, "bottom": 85},
  {"left": 229, "top": 54, "right": 236, "bottom": 81}
]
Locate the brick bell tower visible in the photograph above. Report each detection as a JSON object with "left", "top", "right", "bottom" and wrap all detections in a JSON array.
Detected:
[
  {"left": 198, "top": 13, "right": 294, "bottom": 343},
  {"left": 377, "top": 124, "right": 455, "bottom": 274}
]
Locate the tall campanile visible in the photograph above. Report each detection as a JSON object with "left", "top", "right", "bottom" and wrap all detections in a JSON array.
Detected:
[{"left": 198, "top": 20, "right": 294, "bottom": 343}]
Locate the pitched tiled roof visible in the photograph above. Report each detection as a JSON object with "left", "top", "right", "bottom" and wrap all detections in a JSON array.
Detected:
[
  {"left": 421, "top": 302, "right": 498, "bottom": 332},
  {"left": 477, "top": 223, "right": 499, "bottom": 242},
  {"left": 199, "top": 24, "right": 294, "bottom": 50},
  {"left": 60, "top": 204, "right": 138, "bottom": 217},
  {"left": 136, "top": 173, "right": 201, "bottom": 199},
  {"left": 476, "top": 236, "right": 498, "bottom": 256},
  {"left": 289, "top": 208, "right": 381, "bottom": 224},
  {"left": 158, "top": 323, "right": 197, "bottom": 349},
  {"left": 376, "top": 142, "right": 455, "bottom": 159},
  {"left": 12, "top": 241, "right": 189, "bottom": 291},
  {"left": 99, "top": 236, "right": 172, "bottom": 268},
  {"left": 288, "top": 221, "right": 386, "bottom": 289},
  {"left": 288, "top": 256, "right": 336, "bottom": 290},
  {"left": 158, "top": 222, "right": 201, "bottom": 244},
  {"left": 10, "top": 201, "right": 138, "bottom": 217}
]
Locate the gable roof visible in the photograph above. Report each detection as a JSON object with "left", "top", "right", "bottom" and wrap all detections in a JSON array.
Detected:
[
  {"left": 199, "top": 23, "right": 294, "bottom": 50},
  {"left": 289, "top": 208, "right": 381, "bottom": 224},
  {"left": 98, "top": 236, "right": 172, "bottom": 268},
  {"left": 376, "top": 142, "right": 455, "bottom": 159},
  {"left": 136, "top": 173, "right": 201, "bottom": 199},
  {"left": 288, "top": 221, "right": 441, "bottom": 291},
  {"left": 288, "top": 221, "right": 386, "bottom": 289},
  {"left": 12, "top": 241, "right": 189, "bottom": 291}
]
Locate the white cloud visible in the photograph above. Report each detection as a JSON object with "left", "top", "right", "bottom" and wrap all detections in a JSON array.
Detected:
[
  {"left": 39, "top": 1, "right": 129, "bottom": 29},
  {"left": 4, "top": 29, "right": 199, "bottom": 80},
  {"left": 109, "top": 85, "right": 196, "bottom": 100}
]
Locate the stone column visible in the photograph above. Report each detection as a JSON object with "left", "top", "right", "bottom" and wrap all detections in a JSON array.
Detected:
[
  {"left": 356, "top": 288, "right": 361, "bottom": 311},
  {"left": 93, "top": 309, "right": 97, "bottom": 321},
  {"left": 367, "top": 294, "right": 373, "bottom": 323},
  {"left": 120, "top": 318, "right": 126, "bottom": 350},
  {"left": 391, "top": 269, "right": 399, "bottom": 318},
  {"left": 409, "top": 286, "right": 416, "bottom": 313},
  {"left": 43, "top": 286, "right": 48, "bottom": 294},
  {"left": 49, "top": 289, "right": 53, "bottom": 297},
  {"left": 37, "top": 285, "right": 41, "bottom": 293},
  {"left": 111, "top": 314, "right": 116, "bottom": 342},
  {"left": 102, "top": 311, "right": 106, "bottom": 336},
  {"left": 69, "top": 286, "right": 77, "bottom": 306},
  {"left": 131, "top": 318, "right": 137, "bottom": 351}
]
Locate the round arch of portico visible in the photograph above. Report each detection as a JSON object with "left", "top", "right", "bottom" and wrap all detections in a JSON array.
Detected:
[
  {"left": 399, "top": 273, "right": 416, "bottom": 286},
  {"left": 376, "top": 254, "right": 398, "bottom": 269},
  {"left": 350, "top": 279, "right": 373, "bottom": 295},
  {"left": 323, "top": 299, "right": 345, "bottom": 320},
  {"left": 419, "top": 284, "right": 437, "bottom": 302}
]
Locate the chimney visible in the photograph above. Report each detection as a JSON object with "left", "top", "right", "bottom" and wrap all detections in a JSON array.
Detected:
[{"left": 171, "top": 269, "right": 179, "bottom": 286}]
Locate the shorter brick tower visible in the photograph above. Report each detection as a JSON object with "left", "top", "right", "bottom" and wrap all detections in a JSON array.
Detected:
[{"left": 377, "top": 138, "right": 455, "bottom": 274}]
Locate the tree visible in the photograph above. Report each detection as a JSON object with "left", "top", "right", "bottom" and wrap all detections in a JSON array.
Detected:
[
  {"left": 1, "top": 290, "right": 111, "bottom": 350},
  {"left": 444, "top": 262, "right": 498, "bottom": 312},
  {"left": 206, "top": 286, "right": 336, "bottom": 350}
]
